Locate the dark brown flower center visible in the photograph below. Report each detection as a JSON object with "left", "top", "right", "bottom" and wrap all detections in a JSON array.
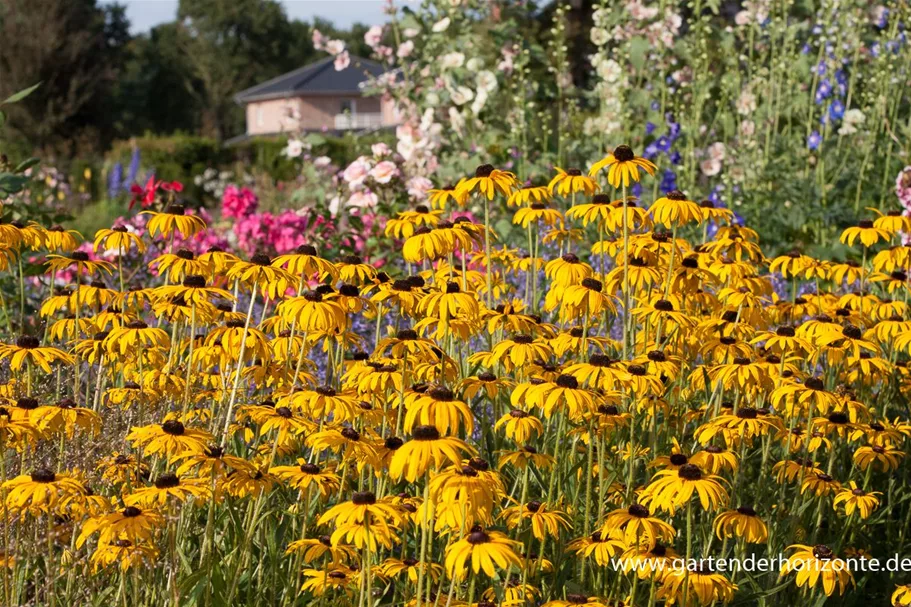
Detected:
[
  {"left": 678, "top": 464, "right": 703, "bottom": 480},
  {"left": 412, "top": 425, "right": 441, "bottom": 441},
  {"left": 351, "top": 491, "right": 376, "bottom": 505}
]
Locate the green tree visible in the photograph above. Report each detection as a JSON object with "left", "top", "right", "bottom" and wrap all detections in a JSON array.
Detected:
[
  {"left": 176, "top": 0, "right": 296, "bottom": 140},
  {"left": 0, "top": 0, "right": 129, "bottom": 153}
]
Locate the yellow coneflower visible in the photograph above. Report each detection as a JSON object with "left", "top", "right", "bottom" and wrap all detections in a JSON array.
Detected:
[
  {"left": 94, "top": 225, "right": 145, "bottom": 254},
  {"left": 780, "top": 544, "right": 854, "bottom": 596},
  {"left": 389, "top": 425, "right": 469, "bottom": 482},
  {"left": 443, "top": 525, "right": 521, "bottom": 580},
  {"left": 588, "top": 145, "right": 657, "bottom": 188},
  {"left": 642, "top": 463, "right": 729, "bottom": 513},
  {"left": 45, "top": 251, "right": 114, "bottom": 276},
  {"left": 713, "top": 506, "right": 768, "bottom": 543},
  {"left": 500, "top": 500, "right": 570, "bottom": 540},
  {"left": 548, "top": 168, "right": 600, "bottom": 197},
  {"left": 456, "top": 164, "right": 518, "bottom": 201},
  {"left": 143, "top": 204, "right": 207, "bottom": 240},
  {"left": 427, "top": 180, "right": 468, "bottom": 209},
  {"left": 601, "top": 503, "right": 676, "bottom": 549},
  {"left": 0, "top": 335, "right": 74, "bottom": 372},
  {"left": 3, "top": 468, "right": 84, "bottom": 514},
  {"left": 649, "top": 190, "right": 703, "bottom": 228}
]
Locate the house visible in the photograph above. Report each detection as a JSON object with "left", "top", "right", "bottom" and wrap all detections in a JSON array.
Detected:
[{"left": 231, "top": 55, "right": 399, "bottom": 140}]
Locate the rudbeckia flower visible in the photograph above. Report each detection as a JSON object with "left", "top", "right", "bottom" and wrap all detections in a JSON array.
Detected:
[
  {"left": 0, "top": 335, "right": 74, "bottom": 372},
  {"left": 94, "top": 225, "right": 145, "bottom": 255},
  {"left": 780, "top": 544, "right": 854, "bottom": 596},
  {"left": 443, "top": 525, "right": 521, "bottom": 580},
  {"left": 126, "top": 419, "right": 212, "bottom": 458},
  {"left": 389, "top": 425, "right": 469, "bottom": 482},
  {"left": 641, "top": 463, "right": 728, "bottom": 513},
  {"left": 548, "top": 168, "right": 600, "bottom": 197},
  {"left": 3, "top": 468, "right": 84, "bottom": 514},
  {"left": 456, "top": 164, "right": 518, "bottom": 201},
  {"left": 142, "top": 204, "right": 207, "bottom": 240},
  {"left": 713, "top": 506, "right": 768, "bottom": 543},
  {"left": 588, "top": 145, "right": 657, "bottom": 188},
  {"left": 649, "top": 190, "right": 703, "bottom": 228}
]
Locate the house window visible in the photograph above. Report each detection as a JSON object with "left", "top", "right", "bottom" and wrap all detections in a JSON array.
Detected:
[
  {"left": 256, "top": 106, "right": 264, "bottom": 126},
  {"left": 340, "top": 99, "right": 356, "bottom": 114}
]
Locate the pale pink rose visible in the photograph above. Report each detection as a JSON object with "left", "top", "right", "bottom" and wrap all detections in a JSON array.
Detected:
[
  {"left": 334, "top": 51, "right": 350, "bottom": 71},
  {"left": 312, "top": 29, "right": 325, "bottom": 50},
  {"left": 348, "top": 190, "right": 378, "bottom": 209},
  {"left": 364, "top": 25, "right": 384, "bottom": 48},
  {"left": 370, "top": 160, "right": 398, "bottom": 184},
  {"left": 343, "top": 159, "right": 370, "bottom": 187},
  {"left": 325, "top": 39, "right": 346, "bottom": 55},
  {"left": 407, "top": 176, "right": 433, "bottom": 201},
  {"left": 371, "top": 142, "right": 391, "bottom": 157},
  {"left": 700, "top": 158, "right": 722, "bottom": 177},
  {"left": 740, "top": 120, "right": 756, "bottom": 137},
  {"left": 397, "top": 40, "right": 414, "bottom": 58},
  {"left": 708, "top": 142, "right": 727, "bottom": 162}
]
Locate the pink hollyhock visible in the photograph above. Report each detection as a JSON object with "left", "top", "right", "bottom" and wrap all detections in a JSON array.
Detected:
[
  {"left": 234, "top": 213, "right": 275, "bottom": 257},
  {"left": 897, "top": 167, "right": 911, "bottom": 211},
  {"left": 222, "top": 185, "right": 259, "bottom": 219},
  {"left": 270, "top": 210, "right": 311, "bottom": 254}
]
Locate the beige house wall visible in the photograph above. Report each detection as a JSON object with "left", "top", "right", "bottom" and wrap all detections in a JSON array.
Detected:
[{"left": 245, "top": 95, "right": 399, "bottom": 135}]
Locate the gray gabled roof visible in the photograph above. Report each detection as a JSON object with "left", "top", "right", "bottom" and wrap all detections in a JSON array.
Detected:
[{"left": 234, "top": 55, "right": 389, "bottom": 104}]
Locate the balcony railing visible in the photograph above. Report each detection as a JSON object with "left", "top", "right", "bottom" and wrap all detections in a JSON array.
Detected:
[{"left": 334, "top": 112, "right": 385, "bottom": 130}]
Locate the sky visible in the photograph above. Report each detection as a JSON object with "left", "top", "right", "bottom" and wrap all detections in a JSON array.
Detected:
[{"left": 105, "top": 0, "right": 395, "bottom": 33}]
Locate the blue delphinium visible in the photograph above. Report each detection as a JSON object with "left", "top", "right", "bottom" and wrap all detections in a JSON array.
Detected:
[
  {"left": 108, "top": 162, "right": 123, "bottom": 199},
  {"left": 807, "top": 130, "right": 822, "bottom": 150}
]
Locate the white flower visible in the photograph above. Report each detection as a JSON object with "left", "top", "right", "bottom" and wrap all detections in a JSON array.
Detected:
[
  {"left": 397, "top": 41, "right": 414, "bottom": 58},
  {"left": 735, "top": 10, "right": 752, "bottom": 25},
  {"left": 739, "top": 120, "right": 756, "bottom": 137},
  {"left": 370, "top": 160, "right": 398, "bottom": 184},
  {"left": 448, "top": 107, "right": 465, "bottom": 136},
  {"left": 432, "top": 17, "right": 451, "bottom": 33},
  {"left": 364, "top": 25, "right": 383, "bottom": 48},
  {"left": 476, "top": 70, "right": 498, "bottom": 93},
  {"left": 334, "top": 51, "right": 350, "bottom": 71},
  {"left": 425, "top": 91, "right": 440, "bottom": 107},
  {"left": 450, "top": 86, "right": 474, "bottom": 106},
  {"left": 328, "top": 196, "right": 341, "bottom": 216},
  {"left": 371, "top": 142, "right": 391, "bottom": 157},
  {"left": 844, "top": 108, "right": 866, "bottom": 125},
  {"left": 596, "top": 58, "right": 623, "bottom": 84},
  {"left": 708, "top": 142, "right": 727, "bottom": 162},
  {"left": 466, "top": 57, "right": 483, "bottom": 72},
  {"left": 590, "top": 27, "right": 610, "bottom": 46},
  {"left": 325, "top": 39, "right": 346, "bottom": 56},
  {"left": 700, "top": 158, "right": 722, "bottom": 177},
  {"left": 313, "top": 156, "right": 332, "bottom": 169},
  {"left": 471, "top": 88, "right": 488, "bottom": 114},
  {"left": 736, "top": 90, "right": 757, "bottom": 115},
  {"left": 283, "top": 139, "right": 304, "bottom": 159},
  {"left": 440, "top": 52, "right": 465, "bottom": 70},
  {"left": 403, "top": 28, "right": 419, "bottom": 38}
]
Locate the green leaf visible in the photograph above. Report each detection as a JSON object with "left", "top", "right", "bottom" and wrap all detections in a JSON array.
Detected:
[
  {"left": 1, "top": 82, "right": 41, "bottom": 105},
  {"left": 0, "top": 173, "right": 29, "bottom": 197},
  {"left": 628, "top": 37, "right": 650, "bottom": 70},
  {"left": 303, "top": 133, "right": 326, "bottom": 147},
  {"left": 13, "top": 158, "right": 39, "bottom": 173}
]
